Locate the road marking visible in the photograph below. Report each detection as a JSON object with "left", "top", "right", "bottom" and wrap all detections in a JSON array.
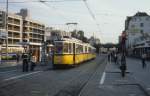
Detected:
[
  {"left": 3, "top": 71, "right": 42, "bottom": 81},
  {"left": 0, "top": 70, "right": 17, "bottom": 74},
  {"left": 100, "top": 72, "right": 106, "bottom": 85},
  {"left": 147, "top": 88, "right": 150, "bottom": 90}
]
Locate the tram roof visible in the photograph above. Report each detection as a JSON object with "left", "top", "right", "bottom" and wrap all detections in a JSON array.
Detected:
[
  {"left": 54, "top": 37, "right": 82, "bottom": 43},
  {"left": 54, "top": 37, "right": 95, "bottom": 48}
]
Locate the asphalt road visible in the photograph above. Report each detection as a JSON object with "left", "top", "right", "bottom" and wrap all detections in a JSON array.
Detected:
[
  {"left": 0, "top": 55, "right": 148, "bottom": 96},
  {"left": 0, "top": 55, "right": 107, "bottom": 96}
]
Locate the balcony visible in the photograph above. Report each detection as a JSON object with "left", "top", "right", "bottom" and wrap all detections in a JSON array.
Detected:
[
  {"left": 12, "top": 39, "right": 20, "bottom": 44},
  {"left": 13, "top": 34, "right": 20, "bottom": 39}
]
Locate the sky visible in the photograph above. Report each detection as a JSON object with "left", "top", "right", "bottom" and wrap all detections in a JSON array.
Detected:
[{"left": 0, "top": 0, "right": 150, "bottom": 43}]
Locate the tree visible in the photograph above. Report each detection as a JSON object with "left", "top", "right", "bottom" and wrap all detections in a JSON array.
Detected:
[
  {"left": 77, "top": 30, "right": 84, "bottom": 40},
  {"left": 71, "top": 30, "right": 77, "bottom": 38}
]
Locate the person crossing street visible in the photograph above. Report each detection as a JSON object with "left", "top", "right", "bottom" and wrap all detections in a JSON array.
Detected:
[
  {"left": 141, "top": 53, "right": 147, "bottom": 69},
  {"left": 22, "top": 53, "right": 29, "bottom": 72}
]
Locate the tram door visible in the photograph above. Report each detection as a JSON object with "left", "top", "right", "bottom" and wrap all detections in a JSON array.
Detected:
[{"left": 73, "top": 43, "right": 75, "bottom": 64}]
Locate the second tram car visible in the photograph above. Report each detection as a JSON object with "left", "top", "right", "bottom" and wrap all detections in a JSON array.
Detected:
[{"left": 53, "top": 38, "right": 96, "bottom": 67}]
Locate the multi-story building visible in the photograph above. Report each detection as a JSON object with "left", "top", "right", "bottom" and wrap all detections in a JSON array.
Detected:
[
  {"left": 0, "top": 10, "right": 24, "bottom": 53},
  {"left": 45, "top": 27, "right": 52, "bottom": 42},
  {"left": 0, "top": 9, "right": 45, "bottom": 61},
  {"left": 125, "top": 12, "right": 150, "bottom": 49},
  {"left": 22, "top": 17, "right": 45, "bottom": 61},
  {"left": 0, "top": 11, "right": 5, "bottom": 29}
]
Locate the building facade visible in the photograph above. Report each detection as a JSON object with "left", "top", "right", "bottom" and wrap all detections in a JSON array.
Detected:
[
  {"left": 0, "top": 9, "right": 45, "bottom": 61},
  {"left": 22, "top": 17, "right": 45, "bottom": 61},
  {"left": 125, "top": 12, "right": 150, "bottom": 49},
  {"left": 0, "top": 10, "right": 24, "bottom": 53}
]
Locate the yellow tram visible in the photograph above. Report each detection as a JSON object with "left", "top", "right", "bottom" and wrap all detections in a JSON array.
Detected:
[{"left": 53, "top": 38, "right": 96, "bottom": 67}]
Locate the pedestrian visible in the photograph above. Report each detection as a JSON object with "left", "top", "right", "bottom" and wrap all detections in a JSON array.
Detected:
[
  {"left": 22, "top": 53, "right": 29, "bottom": 72},
  {"left": 141, "top": 53, "right": 147, "bottom": 69},
  {"left": 30, "top": 56, "right": 36, "bottom": 71},
  {"left": 114, "top": 53, "right": 118, "bottom": 64},
  {"left": 16, "top": 53, "right": 20, "bottom": 63},
  {"left": 108, "top": 52, "right": 111, "bottom": 62}
]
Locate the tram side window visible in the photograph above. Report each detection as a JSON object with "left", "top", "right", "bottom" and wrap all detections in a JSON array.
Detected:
[
  {"left": 84, "top": 46, "right": 87, "bottom": 53},
  {"left": 88, "top": 47, "right": 92, "bottom": 53},
  {"left": 55, "top": 42, "right": 63, "bottom": 54},
  {"left": 79, "top": 45, "right": 83, "bottom": 53},
  {"left": 63, "top": 43, "right": 69, "bottom": 53},
  {"left": 76, "top": 44, "right": 79, "bottom": 54},
  {"left": 86, "top": 47, "right": 88, "bottom": 53},
  {"left": 85, "top": 46, "right": 87, "bottom": 53},
  {"left": 69, "top": 43, "right": 72, "bottom": 53}
]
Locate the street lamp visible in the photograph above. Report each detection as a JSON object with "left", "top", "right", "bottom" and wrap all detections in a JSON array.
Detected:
[
  {"left": 120, "top": 31, "right": 127, "bottom": 77},
  {"left": 5, "top": 0, "right": 8, "bottom": 60}
]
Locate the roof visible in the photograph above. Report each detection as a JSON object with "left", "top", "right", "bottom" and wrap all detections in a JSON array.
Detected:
[{"left": 134, "top": 12, "right": 149, "bottom": 17}]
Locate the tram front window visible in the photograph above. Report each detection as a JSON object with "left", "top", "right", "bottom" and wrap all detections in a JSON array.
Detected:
[
  {"left": 63, "top": 43, "right": 69, "bottom": 53},
  {"left": 55, "top": 42, "right": 63, "bottom": 54}
]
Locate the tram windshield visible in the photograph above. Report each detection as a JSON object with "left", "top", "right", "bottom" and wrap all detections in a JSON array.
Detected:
[{"left": 55, "top": 42, "right": 63, "bottom": 54}]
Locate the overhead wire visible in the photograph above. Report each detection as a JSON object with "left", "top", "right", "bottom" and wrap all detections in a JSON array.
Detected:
[
  {"left": 82, "top": 0, "right": 102, "bottom": 39},
  {"left": 0, "top": 0, "right": 103, "bottom": 40},
  {"left": 0, "top": 0, "right": 82, "bottom": 3},
  {"left": 39, "top": 1, "right": 71, "bottom": 23}
]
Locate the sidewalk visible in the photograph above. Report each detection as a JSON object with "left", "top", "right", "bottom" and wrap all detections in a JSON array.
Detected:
[
  {"left": 126, "top": 57, "right": 150, "bottom": 95},
  {"left": 79, "top": 58, "right": 149, "bottom": 96}
]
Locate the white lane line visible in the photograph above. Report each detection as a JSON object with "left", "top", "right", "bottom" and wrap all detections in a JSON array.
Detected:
[
  {"left": 0, "top": 70, "right": 17, "bottom": 74},
  {"left": 100, "top": 72, "right": 106, "bottom": 85},
  {"left": 3, "top": 71, "right": 42, "bottom": 81}
]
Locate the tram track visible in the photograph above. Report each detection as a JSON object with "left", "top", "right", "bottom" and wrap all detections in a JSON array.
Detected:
[
  {"left": 0, "top": 55, "right": 107, "bottom": 96},
  {"left": 54, "top": 55, "right": 107, "bottom": 96}
]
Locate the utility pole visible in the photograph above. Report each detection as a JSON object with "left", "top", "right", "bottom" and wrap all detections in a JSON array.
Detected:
[{"left": 5, "top": 0, "right": 8, "bottom": 60}]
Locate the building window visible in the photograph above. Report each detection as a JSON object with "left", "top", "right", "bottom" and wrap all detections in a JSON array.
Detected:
[
  {"left": 131, "top": 24, "right": 135, "bottom": 28},
  {"left": 146, "top": 17, "right": 149, "bottom": 21},
  {"left": 132, "top": 18, "right": 136, "bottom": 22},
  {"left": 138, "top": 18, "right": 141, "bottom": 21},
  {"left": 140, "top": 23, "right": 144, "bottom": 27},
  {"left": 140, "top": 30, "right": 143, "bottom": 33}
]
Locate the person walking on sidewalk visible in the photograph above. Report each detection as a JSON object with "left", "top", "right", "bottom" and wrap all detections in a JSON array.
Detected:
[
  {"left": 108, "top": 52, "right": 111, "bottom": 62},
  {"left": 30, "top": 55, "right": 36, "bottom": 71},
  {"left": 114, "top": 53, "right": 118, "bottom": 65},
  {"left": 141, "top": 53, "right": 147, "bottom": 69},
  {"left": 16, "top": 53, "right": 20, "bottom": 63}
]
